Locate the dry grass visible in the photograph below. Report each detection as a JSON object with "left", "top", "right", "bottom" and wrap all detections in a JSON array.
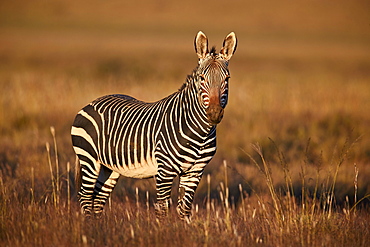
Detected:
[
  {"left": 1, "top": 136, "right": 369, "bottom": 246},
  {"left": 1, "top": 0, "right": 370, "bottom": 246}
]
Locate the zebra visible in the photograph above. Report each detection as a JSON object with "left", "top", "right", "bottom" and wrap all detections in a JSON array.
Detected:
[{"left": 71, "top": 31, "right": 237, "bottom": 220}]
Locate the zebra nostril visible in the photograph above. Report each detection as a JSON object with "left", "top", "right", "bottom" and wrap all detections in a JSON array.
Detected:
[{"left": 206, "top": 105, "right": 224, "bottom": 125}]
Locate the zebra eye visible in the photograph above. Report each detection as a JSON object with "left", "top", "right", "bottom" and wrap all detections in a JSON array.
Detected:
[
  {"left": 200, "top": 75, "right": 206, "bottom": 82},
  {"left": 222, "top": 76, "right": 230, "bottom": 89}
]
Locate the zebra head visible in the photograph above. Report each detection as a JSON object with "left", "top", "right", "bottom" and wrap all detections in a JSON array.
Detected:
[{"left": 194, "top": 31, "right": 237, "bottom": 125}]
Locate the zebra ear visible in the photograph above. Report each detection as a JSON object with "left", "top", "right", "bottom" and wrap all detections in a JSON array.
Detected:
[
  {"left": 220, "top": 32, "right": 237, "bottom": 60},
  {"left": 194, "top": 31, "right": 209, "bottom": 59}
]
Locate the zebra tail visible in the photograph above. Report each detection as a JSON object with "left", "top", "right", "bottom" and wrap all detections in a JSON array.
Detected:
[{"left": 74, "top": 156, "right": 82, "bottom": 193}]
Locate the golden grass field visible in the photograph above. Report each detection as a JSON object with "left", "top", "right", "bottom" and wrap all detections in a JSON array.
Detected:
[{"left": 1, "top": 0, "right": 370, "bottom": 246}]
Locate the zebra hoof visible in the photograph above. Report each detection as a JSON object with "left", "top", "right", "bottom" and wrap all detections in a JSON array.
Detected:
[{"left": 176, "top": 207, "right": 192, "bottom": 223}]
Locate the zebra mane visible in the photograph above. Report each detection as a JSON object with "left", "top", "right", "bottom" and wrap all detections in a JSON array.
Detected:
[
  {"left": 178, "top": 46, "right": 218, "bottom": 92},
  {"left": 179, "top": 70, "right": 197, "bottom": 91},
  {"left": 210, "top": 46, "right": 217, "bottom": 55}
]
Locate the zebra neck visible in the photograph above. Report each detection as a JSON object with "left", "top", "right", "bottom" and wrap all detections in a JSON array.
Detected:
[{"left": 176, "top": 80, "right": 214, "bottom": 134}]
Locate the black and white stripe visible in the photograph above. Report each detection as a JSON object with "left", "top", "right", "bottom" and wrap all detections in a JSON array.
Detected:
[{"left": 71, "top": 31, "right": 237, "bottom": 219}]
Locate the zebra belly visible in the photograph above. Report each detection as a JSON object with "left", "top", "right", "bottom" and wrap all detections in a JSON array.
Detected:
[{"left": 107, "top": 157, "right": 158, "bottom": 179}]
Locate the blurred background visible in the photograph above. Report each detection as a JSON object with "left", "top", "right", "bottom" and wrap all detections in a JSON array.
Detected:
[{"left": 0, "top": 0, "right": 369, "bottom": 205}]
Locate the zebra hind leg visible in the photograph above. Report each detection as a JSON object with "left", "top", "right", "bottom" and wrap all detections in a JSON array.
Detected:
[
  {"left": 77, "top": 157, "right": 101, "bottom": 217},
  {"left": 92, "top": 165, "right": 120, "bottom": 217}
]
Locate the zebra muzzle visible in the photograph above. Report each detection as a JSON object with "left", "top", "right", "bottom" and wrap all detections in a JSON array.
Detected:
[{"left": 206, "top": 104, "right": 224, "bottom": 125}]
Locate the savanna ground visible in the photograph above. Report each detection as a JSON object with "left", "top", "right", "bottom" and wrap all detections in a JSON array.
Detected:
[{"left": 1, "top": 0, "right": 370, "bottom": 246}]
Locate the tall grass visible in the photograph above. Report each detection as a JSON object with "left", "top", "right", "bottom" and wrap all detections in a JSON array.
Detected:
[
  {"left": 0, "top": 132, "right": 369, "bottom": 246},
  {"left": 247, "top": 137, "right": 365, "bottom": 222}
]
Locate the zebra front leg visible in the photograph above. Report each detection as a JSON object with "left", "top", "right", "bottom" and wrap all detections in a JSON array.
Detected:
[
  {"left": 177, "top": 170, "right": 203, "bottom": 221},
  {"left": 155, "top": 168, "right": 177, "bottom": 218},
  {"left": 93, "top": 165, "right": 120, "bottom": 217}
]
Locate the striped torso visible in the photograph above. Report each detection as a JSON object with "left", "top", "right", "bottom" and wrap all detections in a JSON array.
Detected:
[{"left": 72, "top": 82, "right": 216, "bottom": 179}]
